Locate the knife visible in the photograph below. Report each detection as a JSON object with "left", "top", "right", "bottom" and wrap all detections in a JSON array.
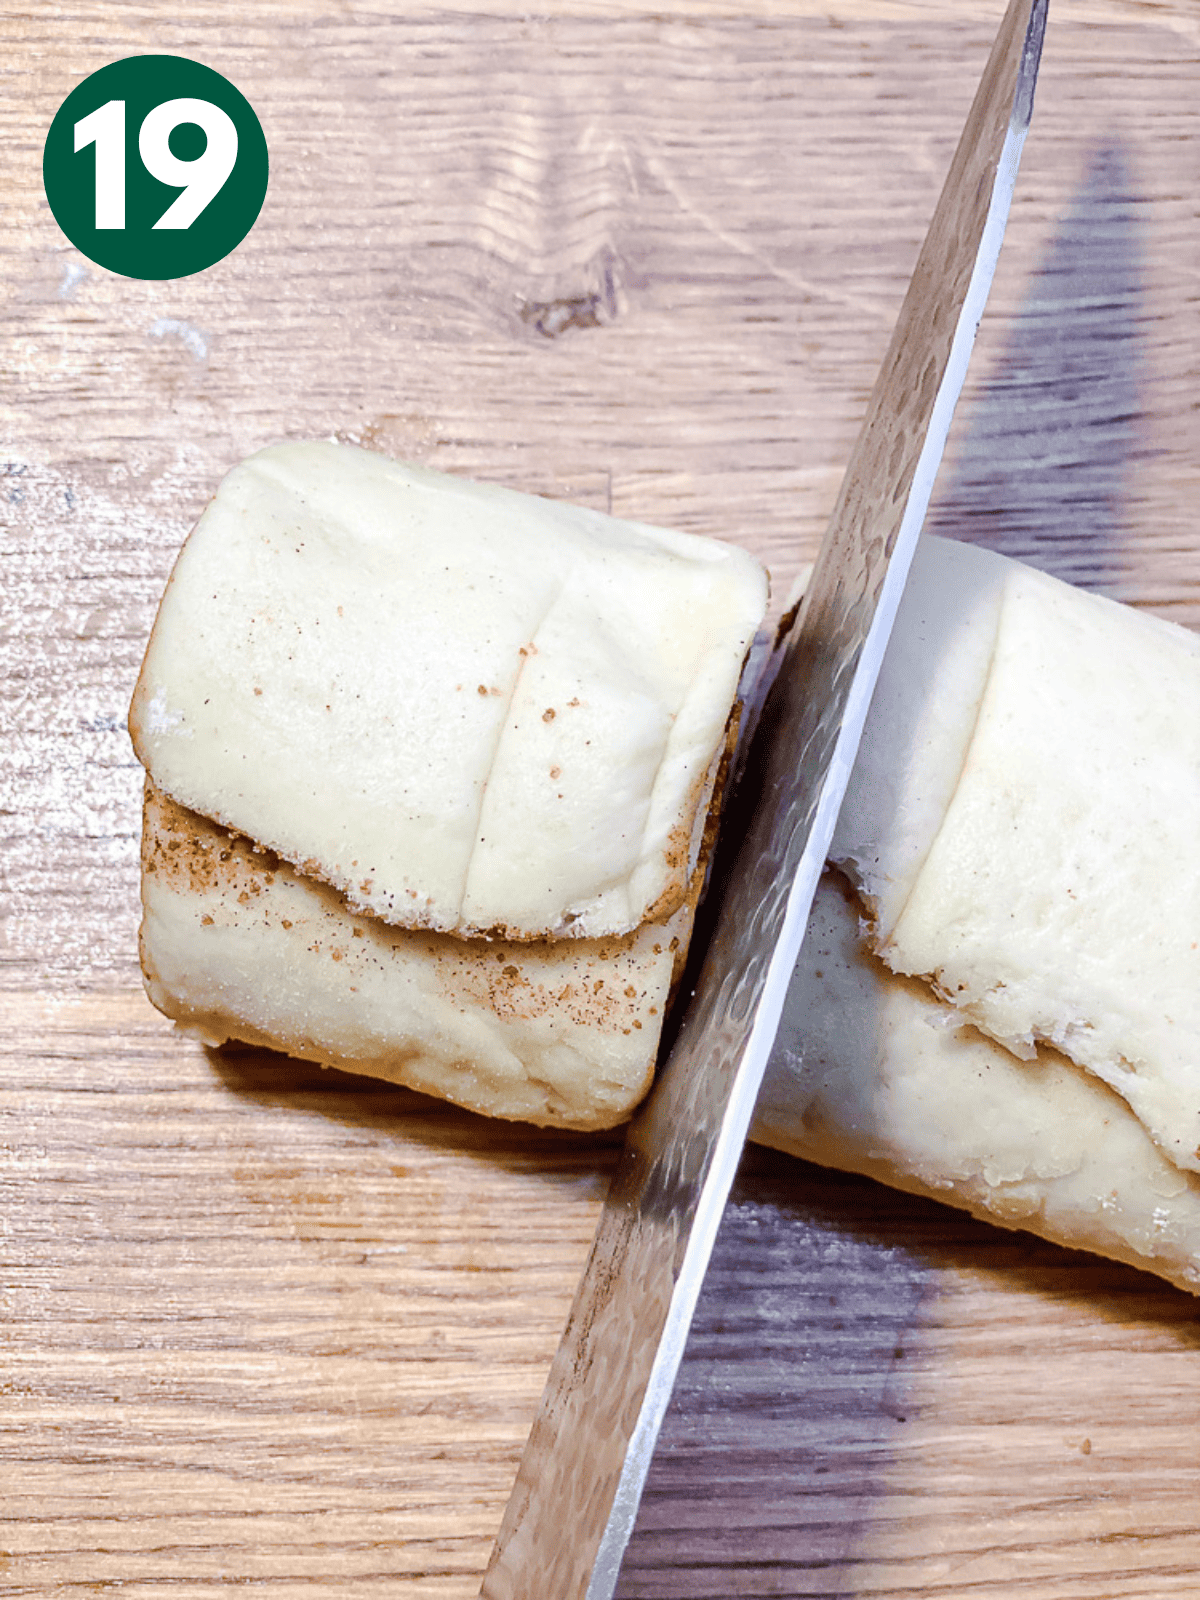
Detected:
[{"left": 482, "top": 2, "right": 1048, "bottom": 1594}]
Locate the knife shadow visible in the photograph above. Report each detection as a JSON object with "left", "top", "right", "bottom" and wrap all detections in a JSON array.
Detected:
[
  {"left": 617, "top": 1149, "right": 1200, "bottom": 1600},
  {"left": 616, "top": 136, "right": 1174, "bottom": 1600},
  {"left": 925, "top": 136, "right": 1145, "bottom": 588}
]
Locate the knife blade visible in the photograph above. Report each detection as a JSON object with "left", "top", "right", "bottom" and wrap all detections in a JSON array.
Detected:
[{"left": 482, "top": 2, "right": 1047, "bottom": 1594}]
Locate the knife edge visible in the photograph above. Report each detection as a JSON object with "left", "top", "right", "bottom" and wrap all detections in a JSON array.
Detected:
[{"left": 482, "top": 4, "right": 1047, "bottom": 1594}]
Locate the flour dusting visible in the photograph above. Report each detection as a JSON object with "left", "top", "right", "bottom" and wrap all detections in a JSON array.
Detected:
[{"left": 148, "top": 318, "right": 210, "bottom": 362}]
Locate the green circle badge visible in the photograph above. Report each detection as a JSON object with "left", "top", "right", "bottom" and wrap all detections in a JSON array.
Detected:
[{"left": 43, "top": 56, "right": 269, "bottom": 280}]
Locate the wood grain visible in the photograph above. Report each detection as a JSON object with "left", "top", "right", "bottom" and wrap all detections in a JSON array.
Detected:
[{"left": 2, "top": 1, "right": 1198, "bottom": 1594}]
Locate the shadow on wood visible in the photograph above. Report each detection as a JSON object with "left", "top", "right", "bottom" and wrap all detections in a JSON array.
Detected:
[{"left": 929, "top": 138, "right": 1145, "bottom": 590}]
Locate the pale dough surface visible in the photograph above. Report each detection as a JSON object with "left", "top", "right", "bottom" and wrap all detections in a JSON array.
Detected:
[
  {"left": 832, "top": 536, "right": 1200, "bottom": 1175},
  {"left": 829, "top": 534, "right": 1007, "bottom": 934},
  {"left": 129, "top": 442, "right": 767, "bottom": 941}
]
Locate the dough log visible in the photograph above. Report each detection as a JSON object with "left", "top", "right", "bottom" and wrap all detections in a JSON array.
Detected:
[
  {"left": 130, "top": 442, "right": 768, "bottom": 1129},
  {"left": 755, "top": 535, "right": 1200, "bottom": 1290}
]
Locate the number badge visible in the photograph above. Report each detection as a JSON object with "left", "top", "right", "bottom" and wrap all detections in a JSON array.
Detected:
[{"left": 44, "top": 56, "right": 269, "bottom": 280}]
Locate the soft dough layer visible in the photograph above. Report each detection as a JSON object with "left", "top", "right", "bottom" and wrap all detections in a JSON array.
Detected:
[
  {"left": 129, "top": 442, "right": 767, "bottom": 941},
  {"left": 752, "top": 873, "right": 1200, "bottom": 1297},
  {"left": 831, "top": 535, "right": 1200, "bottom": 1176},
  {"left": 829, "top": 535, "right": 1007, "bottom": 934},
  {"left": 140, "top": 782, "right": 692, "bottom": 1131}
]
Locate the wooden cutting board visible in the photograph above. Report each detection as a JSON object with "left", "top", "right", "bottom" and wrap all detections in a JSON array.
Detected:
[{"left": 2, "top": 1, "right": 1198, "bottom": 1594}]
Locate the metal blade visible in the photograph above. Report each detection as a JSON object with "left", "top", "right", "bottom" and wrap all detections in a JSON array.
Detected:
[{"left": 482, "top": 2, "right": 1047, "bottom": 1595}]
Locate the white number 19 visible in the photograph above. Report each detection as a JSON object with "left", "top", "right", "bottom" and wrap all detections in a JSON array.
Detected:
[{"left": 74, "top": 97, "right": 239, "bottom": 231}]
